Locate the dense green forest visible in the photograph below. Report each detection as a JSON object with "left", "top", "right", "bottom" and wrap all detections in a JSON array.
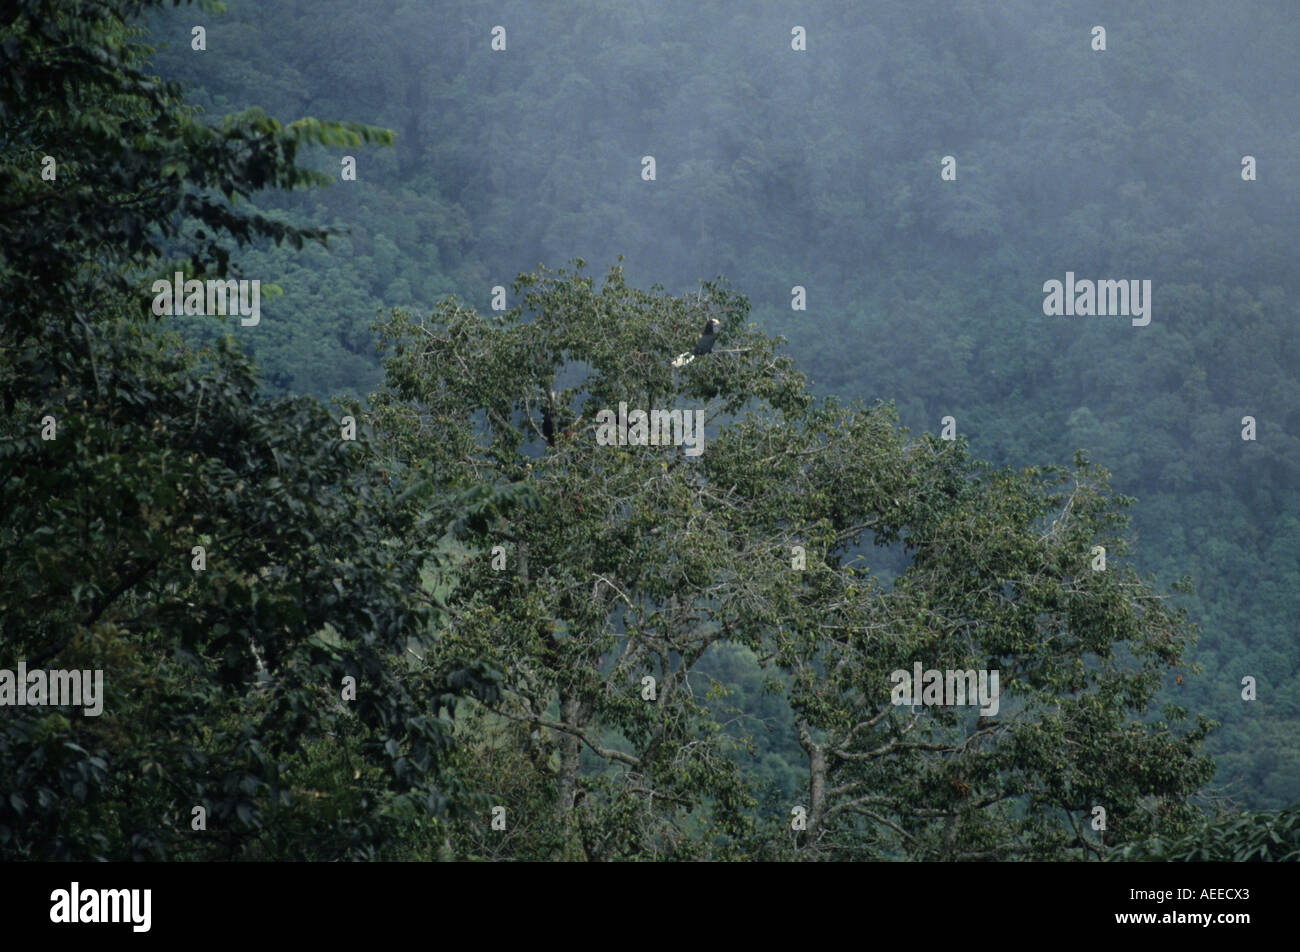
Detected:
[
  {"left": 1, "top": 0, "right": 1296, "bottom": 861},
  {"left": 151, "top": 0, "right": 1300, "bottom": 808}
]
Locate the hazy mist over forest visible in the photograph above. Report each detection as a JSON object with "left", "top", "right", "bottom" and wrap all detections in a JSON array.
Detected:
[
  {"left": 152, "top": 0, "right": 1299, "bottom": 809},
  {"left": 4, "top": 0, "right": 1298, "bottom": 871}
]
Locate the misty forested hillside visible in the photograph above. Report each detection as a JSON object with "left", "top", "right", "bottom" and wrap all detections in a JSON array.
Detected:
[
  {"left": 150, "top": 0, "right": 1300, "bottom": 808},
  {"left": 2, "top": 0, "right": 1297, "bottom": 867}
]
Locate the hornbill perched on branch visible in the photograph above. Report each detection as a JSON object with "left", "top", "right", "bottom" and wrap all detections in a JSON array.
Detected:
[{"left": 671, "top": 317, "right": 719, "bottom": 368}]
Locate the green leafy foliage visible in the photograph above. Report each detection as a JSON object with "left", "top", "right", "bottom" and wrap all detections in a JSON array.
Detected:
[
  {"left": 140, "top": 0, "right": 1300, "bottom": 814},
  {"left": 368, "top": 262, "right": 1219, "bottom": 860},
  {"left": 1112, "top": 807, "right": 1300, "bottom": 862},
  {"left": 3, "top": 0, "right": 1295, "bottom": 861},
  {"left": 0, "top": 0, "right": 497, "bottom": 860}
]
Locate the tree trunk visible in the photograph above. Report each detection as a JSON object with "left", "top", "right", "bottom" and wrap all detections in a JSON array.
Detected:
[{"left": 798, "top": 718, "right": 827, "bottom": 859}]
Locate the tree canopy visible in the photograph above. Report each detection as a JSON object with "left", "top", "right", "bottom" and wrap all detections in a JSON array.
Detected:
[
  {"left": 1, "top": 0, "right": 1293, "bottom": 862},
  {"left": 0, "top": 0, "right": 508, "bottom": 860},
  {"left": 367, "top": 261, "right": 1215, "bottom": 859}
]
